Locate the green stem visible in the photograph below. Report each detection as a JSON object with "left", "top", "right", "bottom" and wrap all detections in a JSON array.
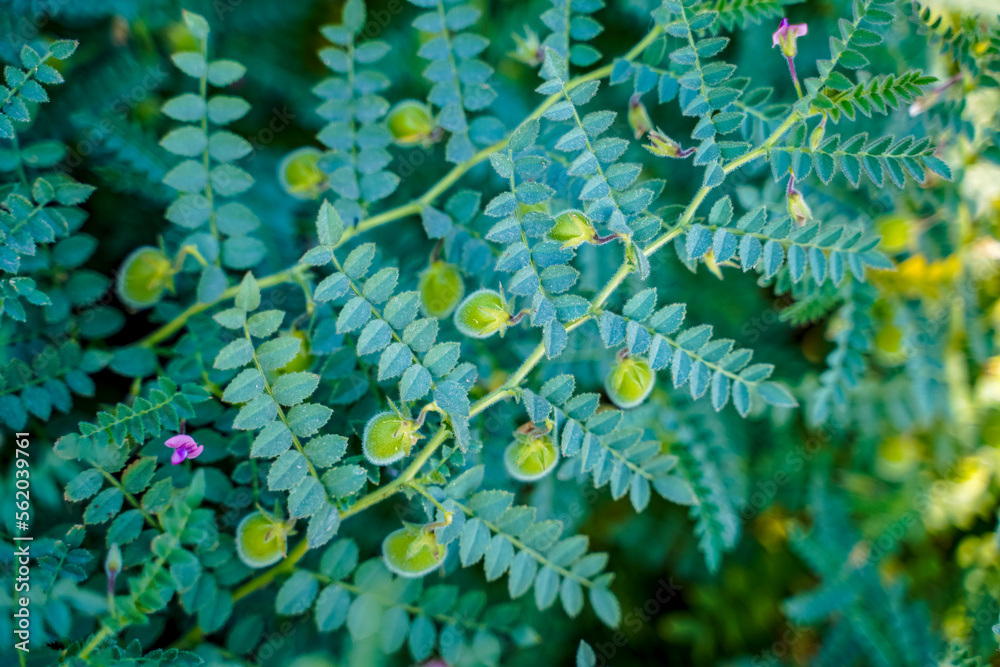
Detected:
[
  {"left": 242, "top": 322, "right": 325, "bottom": 490},
  {"left": 1, "top": 48, "right": 57, "bottom": 108},
  {"left": 345, "top": 426, "right": 451, "bottom": 518},
  {"left": 453, "top": 499, "right": 594, "bottom": 586},
  {"left": 78, "top": 626, "right": 113, "bottom": 660},
  {"left": 470, "top": 109, "right": 802, "bottom": 416},
  {"left": 152, "top": 30, "right": 666, "bottom": 653},
  {"left": 77, "top": 548, "right": 173, "bottom": 659},
  {"left": 137, "top": 268, "right": 301, "bottom": 348},
  {"left": 94, "top": 467, "right": 162, "bottom": 532},
  {"left": 170, "top": 426, "right": 451, "bottom": 649},
  {"left": 408, "top": 480, "right": 453, "bottom": 525},
  {"left": 589, "top": 263, "right": 633, "bottom": 314},
  {"left": 134, "top": 26, "right": 664, "bottom": 352},
  {"left": 172, "top": 244, "right": 209, "bottom": 272}
]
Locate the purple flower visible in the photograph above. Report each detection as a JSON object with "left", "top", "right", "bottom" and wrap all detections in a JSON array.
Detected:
[
  {"left": 772, "top": 18, "right": 808, "bottom": 58},
  {"left": 165, "top": 434, "right": 203, "bottom": 465}
]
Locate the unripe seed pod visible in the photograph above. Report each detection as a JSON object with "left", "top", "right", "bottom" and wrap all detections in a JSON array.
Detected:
[
  {"left": 280, "top": 330, "right": 314, "bottom": 373},
  {"left": 786, "top": 189, "right": 812, "bottom": 227},
  {"left": 387, "top": 100, "right": 435, "bottom": 146},
  {"left": 419, "top": 261, "right": 465, "bottom": 318},
  {"left": 628, "top": 94, "right": 653, "bottom": 139},
  {"left": 363, "top": 412, "right": 420, "bottom": 466},
  {"left": 504, "top": 433, "right": 559, "bottom": 482},
  {"left": 875, "top": 435, "right": 919, "bottom": 482},
  {"left": 116, "top": 246, "right": 173, "bottom": 309},
  {"left": 785, "top": 175, "right": 811, "bottom": 227},
  {"left": 876, "top": 215, "right": 912, "bottom": 254},
  {"left": 809, "top": 115, "right": 827, "bottom": 151},
  {"left": 382, "top": 526, "right": 447, "bottom": 578},
  {"left": 235, "top": 511, "right": 289, "bottom": 568},
  {"left": 278, "top": 147, "right": 327, "bottom": 200},
  {"left": 104, "top": 542, "right": 122, "bottom": 580},
  {"left": 605, "top": 356, "right": 655, "bottom": 409},
  {"left": 164, "top": 20, "right": 199, "bottom": 52},
  {"left": 454, "top": 289, "right": 511, "bottom": 339},
  {"left": 548, "top": 210, "right": 597, "bottom": 250},
  {"left": 873, "top": 322, "right": 907, "bottom": 367}
]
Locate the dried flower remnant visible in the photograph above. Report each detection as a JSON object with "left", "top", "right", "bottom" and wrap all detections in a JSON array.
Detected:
[
  {"left": 105, "top": 542, "right": 122, "bottom": 613},
  {"left": 786, "top": 174, "right": 812, "bottom": 227},
  {"left": 628, "top": 94, "right": 653, "bottom": 139},
  {"left": 772, "top": 18, "right": 808, "bottom": 96},
  {"left": 643, "top": 128, "right": 695, "bottom": 159},
  {"left": 510, "top": 26, "right": 544, "bottom": 66},
  {"left": 909, "top": 73, "right": 963, "bottom": 117}
]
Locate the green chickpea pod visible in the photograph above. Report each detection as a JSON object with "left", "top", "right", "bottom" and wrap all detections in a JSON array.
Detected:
[
  {"left": 278, "top": 147, "right": 327, "bottom": 200},
  {"left": 116, "top": 246, "right": 174, "bottom": 310},
  {"left": 419, "top": 261, "right": 465, "bottom": 319},
  {"left": 454, "top": 288, "right": 513, "bottom": 339},
  {"left": 363, "top": 411, "right": 422, "bottom": 466},
  {"left": 504, "top": 432, "right": 560, "bottom": 482},
  {"left": 235, "top": 510, "right": 295, "bottom": 569},
  {"left": 605, "top": 354, "right": 655, "bottom": 409},
  {"left": 382, "top": 524, "right": 448, "bottom": 578}
]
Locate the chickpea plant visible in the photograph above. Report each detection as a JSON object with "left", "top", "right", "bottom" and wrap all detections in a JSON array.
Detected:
[{"left": 4, "top": 0, "right": 1000, "bottom": 665}]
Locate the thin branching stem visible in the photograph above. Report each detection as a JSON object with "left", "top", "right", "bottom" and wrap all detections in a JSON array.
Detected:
[{"left": 135, "top": 26, "right": 664, "bottom": 350}]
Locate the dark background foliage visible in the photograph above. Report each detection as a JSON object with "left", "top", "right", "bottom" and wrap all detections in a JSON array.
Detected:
[{"left": 2, "top": 0, "right": 1000, "bottom": 665}]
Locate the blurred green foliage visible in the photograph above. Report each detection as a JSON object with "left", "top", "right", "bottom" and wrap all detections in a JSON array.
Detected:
[{"left": 2, "top": 0, "right": 1000, "bottom": 665}]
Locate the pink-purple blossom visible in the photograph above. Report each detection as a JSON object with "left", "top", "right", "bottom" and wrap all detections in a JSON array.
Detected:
[
  {"left": 165, "top": 434, "right": 203, "bottom": 465},
  {"left": 772, "top": 18, "right": 808, "bottom": 58}
]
